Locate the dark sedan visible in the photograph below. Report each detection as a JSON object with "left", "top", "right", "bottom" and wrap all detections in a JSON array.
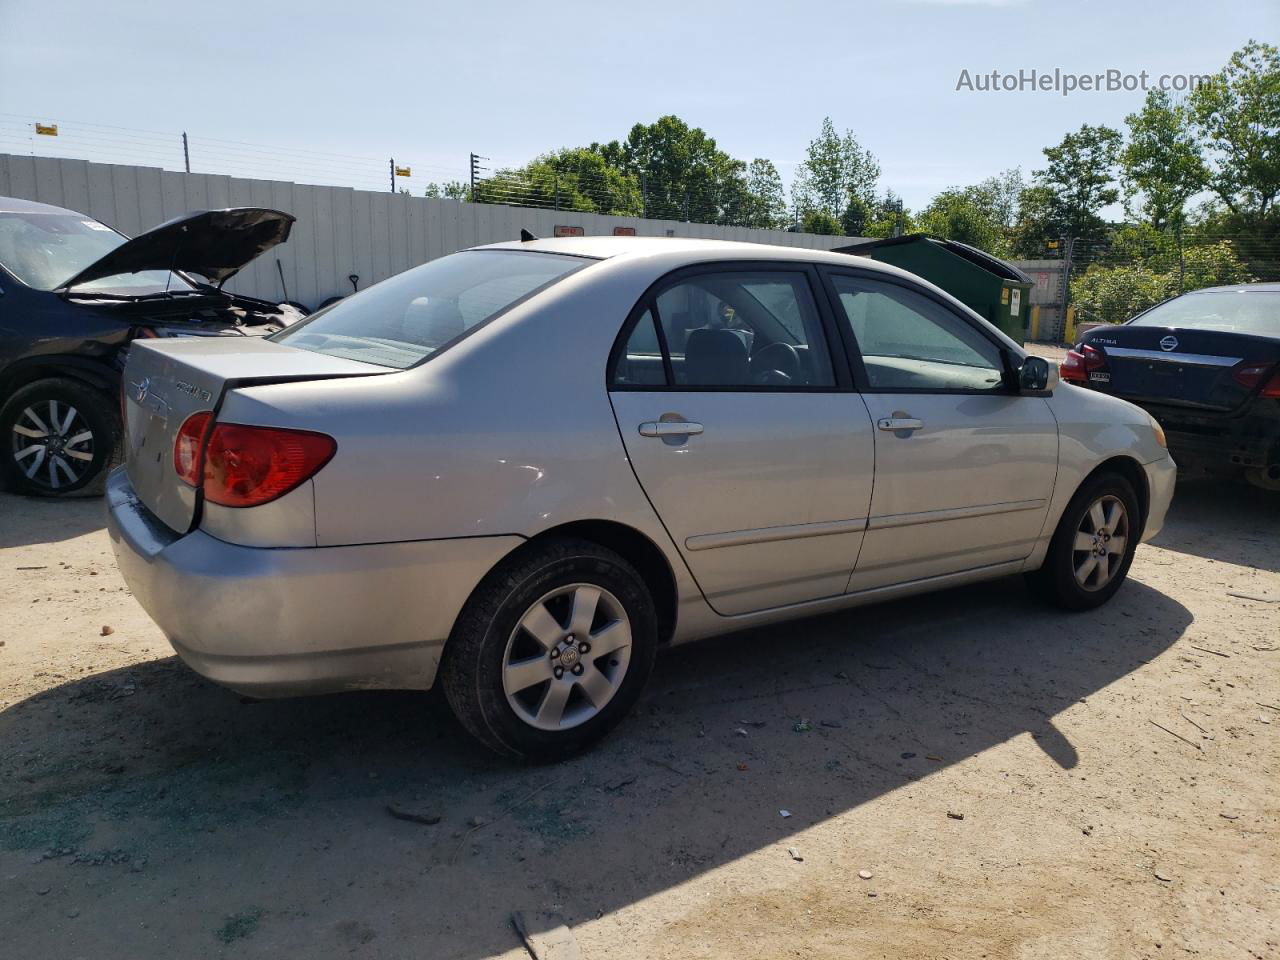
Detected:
[
  {"left": 1061, "top": 283, "right": 1280, "bottom": 490},
  {"left": 0, "top": 197, "right": 302, "bottom": 496}
]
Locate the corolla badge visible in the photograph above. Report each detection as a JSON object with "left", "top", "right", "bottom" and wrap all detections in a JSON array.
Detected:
[{"left": 1159, "top": 335, "right": 1179, "bottom": 352}]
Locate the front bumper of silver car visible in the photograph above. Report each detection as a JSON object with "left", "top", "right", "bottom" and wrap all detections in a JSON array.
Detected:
[{"left": 105, "top": 468, "right": 522, "bottom": 697}]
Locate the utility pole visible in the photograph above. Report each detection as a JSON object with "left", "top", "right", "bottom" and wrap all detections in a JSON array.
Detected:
[
  {"left": 469, "top": 152, "right": 488, "bottom": 203},
  {"left": 182, "top": 132, "right": 190, "bottom": 173},
  {"left": 389, "top": 158, "right": 395, "bottom": 194},
  {"left": 1175, "top": 221, "right": 1185, "bottom": 293}
]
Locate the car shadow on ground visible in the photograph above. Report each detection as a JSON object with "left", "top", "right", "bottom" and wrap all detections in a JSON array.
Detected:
[
  {"left": 1150, "top": 478, "right": 1280, "bottom": 572},
  {"left": 0, "top": 574, "right": 1191, "bottom": 959},
  {"left": 0, "top": 491, "right": 105, "bottom": 550}
]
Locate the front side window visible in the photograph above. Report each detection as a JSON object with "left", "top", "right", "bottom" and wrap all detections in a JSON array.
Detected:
[
  {"left": 611, "top": 270, "right": 836, "bottom": 389},
  {"left": 274, "top": 250, "right": 587, "bottom": 369},
  {"left": 830, "top": 275, "right": 1006, "bottom": 392}
]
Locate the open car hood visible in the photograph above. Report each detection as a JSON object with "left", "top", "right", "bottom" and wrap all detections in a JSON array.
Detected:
[{"left": 59, "top": 207, "right": 295, "bottom": 289}]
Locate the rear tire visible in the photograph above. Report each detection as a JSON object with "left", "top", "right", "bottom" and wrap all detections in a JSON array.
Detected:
[
  {"left": 1026, "top": 472, "right": 1140, "bottom": 611},
  {"left": 440, "top": 538, "right": 657, "bottom": 760},
  {"left": 0, "top": 378, "right": 119, "bottom": 497}
]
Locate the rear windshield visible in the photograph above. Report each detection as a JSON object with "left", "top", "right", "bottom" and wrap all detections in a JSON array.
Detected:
[
  {"left": 1130, "top": 290, "right": 1279, "bottom": 337},
  {"left": 273, "top": 250, "right": 588, "bottom": 368}
]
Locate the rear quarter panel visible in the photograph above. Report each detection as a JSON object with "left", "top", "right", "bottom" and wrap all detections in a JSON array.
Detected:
[{"left": 216, "top": 253, "right": 705, "bottom": 608}]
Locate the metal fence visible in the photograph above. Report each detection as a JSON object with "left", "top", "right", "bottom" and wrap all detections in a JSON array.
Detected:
[{"left": 0, "top": 153, "right": 861, "bottom": 309}]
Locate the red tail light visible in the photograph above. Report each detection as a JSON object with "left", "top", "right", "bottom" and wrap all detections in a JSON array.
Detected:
[
  {"left": 202, "top": 424, "right": 337, "bottom": 507},
  {"left": 1060, "top": 344, "right": 1106, "bottom": 383},
  {"left": 174, "top": 411, "right": 213, "bottom": 486},
  {"left": 1232, "top": 361, "right": 1280, "bottom": 397},
  {"left": 172, "top": 415, "right": 336, "bottom": 507}
]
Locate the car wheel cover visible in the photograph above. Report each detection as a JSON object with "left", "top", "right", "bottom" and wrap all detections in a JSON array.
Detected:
[
  {"left": 10, "top": 400, "right": 94, "bottom": 490},
  {"left": 1071, "top": 494, "right": 1129, "bottom": 591},
  {"left": 502, "top": 582, "right": 633, "bottom": 732}
]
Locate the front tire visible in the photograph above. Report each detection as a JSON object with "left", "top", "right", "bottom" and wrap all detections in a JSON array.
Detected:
[
  {"left": 1026, "top": 472, "right": 1141, "bottom": 611},
  {"left": 0, "top": 378, "right": 118, "bottom": 497},
  {"left": 441, "top": 538, "right": 658, "bottom": 760}
]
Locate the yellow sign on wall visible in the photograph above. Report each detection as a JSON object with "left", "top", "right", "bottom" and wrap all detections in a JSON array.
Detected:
[{"left": 34, "top": 123, "right": 58, "bottom": 136}]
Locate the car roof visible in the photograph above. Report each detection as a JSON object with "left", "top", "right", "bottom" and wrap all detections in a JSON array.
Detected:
[
  {"left": 1186, "top": 282, "right": 1280, "bottom": 294},
  {"left": 475, "top": 234, "right": 921, "bottom": 274},
  {"left": 0, "top": 195, "right": 83, "bottom": 216}
]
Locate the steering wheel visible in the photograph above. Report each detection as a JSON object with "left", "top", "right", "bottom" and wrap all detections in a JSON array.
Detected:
[{"left": 751, "top": 341, "right": 801, "bottom": 385}]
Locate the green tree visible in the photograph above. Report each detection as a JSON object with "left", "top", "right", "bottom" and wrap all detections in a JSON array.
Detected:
[
  {"left": 1188, "top": 39, "right": 1280, "bottom": 226},
  {"left": 601, "top": 115, "right": 751, "bottom": 223},
  {"left": 1121, "top": 90, "right": 1208, "bottom": 230},
  {"left": 800, "top": 209, "right": 844, "bottom": 235},
  {"left": 423, "top": 180, "right": 470, "bottom": 201},
  {"left": 974, "top": 168, "right": 1025, "bottom": 233},
  {"left": 1033, "top": 124, "right": 1123, "bottom": 238},
  {"left": 742, "top": 158, "right": 788, "bottom": 229},
  {"left": 473, "top": 147, "right": 642, "bottom": 215},
  {"left": 862, "top": 191, "right": 912, "bottom": 239},
  {"left": 841, "top": 194, "right": 871, "bottom": 237},
  {"left": 792, "top": 117, "right": 881, "bottom": 218},
  {"left": 915, "top": 189, "right": 1006, "bottom": 254},
  {"left": 1008, "top": 184, "right": 1063, "bottom": 256}
]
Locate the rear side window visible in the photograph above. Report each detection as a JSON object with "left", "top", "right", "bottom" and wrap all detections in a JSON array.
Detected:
[
  {"left": 274, "top": 250, "right": 587, "bottom": 369},
  {"left": 610, "top": 270, "right": 836, "bottom": 389}
]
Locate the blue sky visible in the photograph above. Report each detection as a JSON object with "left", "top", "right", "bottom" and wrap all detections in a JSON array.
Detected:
[{"left": 0, "top": 0, "right": 1274, "bottom": 209}]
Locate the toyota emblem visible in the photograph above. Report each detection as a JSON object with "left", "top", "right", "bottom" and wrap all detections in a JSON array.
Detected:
[
  {"left": 1159, "top": 336, "right": 1178, "bottom": 352},
  {"left": 133, "top": 376, "right": 151, "bottom": 402}
]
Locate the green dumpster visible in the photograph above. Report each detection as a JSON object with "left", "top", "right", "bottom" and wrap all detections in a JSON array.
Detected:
[{"left": 832, "top": 234, "right": 1034, "bottom": 343}]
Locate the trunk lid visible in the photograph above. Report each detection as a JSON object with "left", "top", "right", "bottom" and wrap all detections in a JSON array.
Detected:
[
  {"left": 123, "top": 338, "right": 386, "bottom": 532},
  {"left": 1081, "top": 324, "right": 1280, "bottom": 412}
]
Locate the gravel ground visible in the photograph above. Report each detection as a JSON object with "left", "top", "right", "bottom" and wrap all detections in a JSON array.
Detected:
[{"left": 0, "top": 479, "right": 1277, "bottom": 960}]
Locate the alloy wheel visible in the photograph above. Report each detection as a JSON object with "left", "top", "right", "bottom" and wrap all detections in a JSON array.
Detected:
[
  {"left": 1071, "top": 494, "right": 1129, "bottom": 591},
  {"left": 502, "top": 583, "right": 633, "bottom": 731},
  {"left": 10, "top": 400, "right": 95, "bottom": 491}
]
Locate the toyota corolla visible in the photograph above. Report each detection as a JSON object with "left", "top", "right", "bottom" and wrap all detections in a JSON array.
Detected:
[{"left": 107, "top": 236, "right": 1175, "bottom": 758}]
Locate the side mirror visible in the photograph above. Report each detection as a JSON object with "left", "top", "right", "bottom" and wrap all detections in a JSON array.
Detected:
[{"left": 1018, "top": 355, "right": 1053, "bottom": 393}]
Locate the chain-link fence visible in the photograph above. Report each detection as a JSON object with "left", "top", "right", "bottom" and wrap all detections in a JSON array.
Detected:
[{"left": 1016, "top": 230, "right": 1280, "bottom": 342}]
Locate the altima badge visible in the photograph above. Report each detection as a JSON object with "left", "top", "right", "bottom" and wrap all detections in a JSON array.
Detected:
[{"left": 1159, "top": 335, "right": 1178, "bottom": 352}]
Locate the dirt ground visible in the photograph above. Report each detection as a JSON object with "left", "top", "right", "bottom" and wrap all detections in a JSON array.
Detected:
[{"left": 1, "top": 476, "right": 1278, "bottom": 960}]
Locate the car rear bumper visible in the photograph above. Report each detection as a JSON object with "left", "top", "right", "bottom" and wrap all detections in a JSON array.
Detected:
[
  {"left": 1133, "top": 401, "right": 1280, "bottom": 473},
  {"left": 1140, "top": 454, "right": 1177, "bottom": 542},
  {"left": 105, "top": 467, "right": 522, "bottom": 697}
]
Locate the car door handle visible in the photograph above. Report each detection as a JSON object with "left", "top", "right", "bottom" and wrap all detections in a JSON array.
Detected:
[
  {"left": 877, "top": 417, "right": 924, "bottom": 432},
  {"left": 639, "top": 420, "right": 704, "bottom": 438}
]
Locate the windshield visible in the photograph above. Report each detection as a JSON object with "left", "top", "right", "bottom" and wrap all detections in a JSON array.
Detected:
[
  {"left": 273, "top": 250, "right": 589, "bottom": 369},
  {"left": 0, "top": 212, "right": 195, "bottom": 294},
  {"left": 1131, "top": 290, "right": 1279, "bottom": 337}
]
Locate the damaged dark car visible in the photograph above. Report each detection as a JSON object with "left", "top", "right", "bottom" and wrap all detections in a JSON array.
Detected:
[
  {"left": 0, "top": 197, "right": 303, "bottom": 496},
  {"left": 1062, "top": 283, "right": 1280, "bottom": 491}
]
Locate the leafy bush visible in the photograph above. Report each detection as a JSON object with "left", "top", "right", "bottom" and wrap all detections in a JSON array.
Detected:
[{"left": 1070, "top": 241, "right": 1253, "bottom": 324}]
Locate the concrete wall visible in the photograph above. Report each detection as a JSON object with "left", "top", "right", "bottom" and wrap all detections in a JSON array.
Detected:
[{"left": 1, "top": 153, "right": 861, "bottom": 309}]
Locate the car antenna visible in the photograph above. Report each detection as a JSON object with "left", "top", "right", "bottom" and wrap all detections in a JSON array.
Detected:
[{"left": 520, "top": 229, "right": 538, "bottom": 242}]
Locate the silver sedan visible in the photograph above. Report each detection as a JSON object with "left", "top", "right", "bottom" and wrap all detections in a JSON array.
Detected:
[{"left": 107, "top": 237, "right": 1175, "bottom": 758}]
